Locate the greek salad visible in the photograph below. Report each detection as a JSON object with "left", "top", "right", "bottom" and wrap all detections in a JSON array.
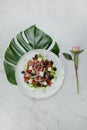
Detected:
[{"left": 21, "top": 54, "right": 58, "bottom": 88}]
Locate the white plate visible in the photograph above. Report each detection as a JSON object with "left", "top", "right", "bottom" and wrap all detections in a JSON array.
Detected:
[{"left": 16, "top": 49, "right": 65, "bottom": 99}]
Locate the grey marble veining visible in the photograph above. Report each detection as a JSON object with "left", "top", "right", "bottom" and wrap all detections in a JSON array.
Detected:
[{"left": 0, "top": 0, "right": 87, "bottom": 130}]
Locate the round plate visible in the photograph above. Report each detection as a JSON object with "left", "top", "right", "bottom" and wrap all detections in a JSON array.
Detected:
[{"left": 16, "top": 49, "right": 65, "bottom": 99}]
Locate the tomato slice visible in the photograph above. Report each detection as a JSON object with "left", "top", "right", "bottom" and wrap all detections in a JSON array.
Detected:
[
  {"left": 46, "top": 79, "right": 51, "bottom": 86},
  {"left": 24, "top": 77, "right": 29, "bottom": 82},
  {"left": 24, "top": 72, "right": 29, "bottom": 77},
  {"left": 26, "top": 69, "right": 32, "bottom": 73},
  {"left": 47, "top": 64, "right": 51, "bottom": 68},
  {"left": 32, "top": 79, "right": 37, "bottom": 85},
  {"left": 41, "top": 77, "right": 46, "bottom": 81}
]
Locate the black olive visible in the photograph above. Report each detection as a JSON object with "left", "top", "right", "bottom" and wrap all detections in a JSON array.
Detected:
[
  {"left": 21, "top": 71, "right": 25, "bottom": 74},
  {"left": 33, "top": 54, "right": 38, "bottom": 60},
  {"left": 52, "top": 66, "right": 57, "bottom": 71},
  {"left": 37, "top": 82, "right": 41, "bottom": 87},
  {"left": 50, "top": 60, "right": 53, "bottom": 65},
  {"left": 31, "top": 73, "right": 35, "bottom": 76},
  {"left": 44, "top": 62, "right": 47, "bottom": 66},
  {"left": 27, "top": 81, "right": 29, "bottom": 84},
  {"left": 44, "top": 72, "right": 46, "bottom": 77},
  {"left": 44, "top": 61, "right": 48, "bottom": 66},
  {"left": 33, "top": 57, "right": 35, "bottom": 60},
  {"left": 35, "top": 54, "right": 38, "bottom": 59}
]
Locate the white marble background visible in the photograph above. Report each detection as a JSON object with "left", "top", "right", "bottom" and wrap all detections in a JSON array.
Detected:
[{"left": 0, "top": 0, "right": 87, "bottom": 130}]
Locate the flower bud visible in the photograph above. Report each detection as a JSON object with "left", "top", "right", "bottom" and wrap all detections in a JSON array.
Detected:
[{"left": 71, "top": 46, "right": 80, "bottom": 53}]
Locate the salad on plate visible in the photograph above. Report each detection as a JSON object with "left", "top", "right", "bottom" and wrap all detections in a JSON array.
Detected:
[{"left": 21, "top": 54, "right": 58, "bottom": 89}]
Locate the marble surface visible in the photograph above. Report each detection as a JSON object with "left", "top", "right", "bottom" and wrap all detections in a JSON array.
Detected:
[{"left": 0, "top": 0, "right": 87, "bottom": 130}]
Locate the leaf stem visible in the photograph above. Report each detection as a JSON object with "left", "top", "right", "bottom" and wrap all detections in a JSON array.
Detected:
[{"left": 74, "top": 55, "right": 79, "bottom": 94}]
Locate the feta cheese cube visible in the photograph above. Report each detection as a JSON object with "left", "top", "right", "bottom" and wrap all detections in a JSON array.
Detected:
[
  {"left": 29, "top": 66, "right": 32, "bottom": 70},
  {"left": 51, "top": 79, "right": 55, "bottom": 83},
  {"left": 38, "top": 57, "right": 42, "bottom": 61},
  {"left": 43, "top": 81, "right": 47, "bottom": 85},
  {"left": 39, "top": 71, "right": 44, "bottom": 77},
  {"left": 28, "top": 79, "right": 32, "bottom": 84},
  {"left": 48, "top": 67, "right": 51, "bottom": 71}
]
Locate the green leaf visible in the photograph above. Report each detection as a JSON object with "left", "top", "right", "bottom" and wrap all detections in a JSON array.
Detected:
[
  {"left": 17, "top": 32, "right": 32, "bottom": 52},
  {"left": 70, "top": 49, "right": 84, "bottom": 54},
  {"left": 4, "top": 25, "right": 59, "bottom": 85},
  {"left": 24, "top": 25, "right": 52, "bottom": 49},
  {"left": 50, "top": 42, "right": 60, "bottom": 57},
  {"left": 4, "top": 61, "right": 17, "bottom": 84},
  {"left": 63, "top": 53, "right": 72, "bottom": 60},
  {"left": 77, "top": 49, "right": 84, "bottom": 54},
  {"left": 74, "top": 50, "right": 84, "bottom": 69}
]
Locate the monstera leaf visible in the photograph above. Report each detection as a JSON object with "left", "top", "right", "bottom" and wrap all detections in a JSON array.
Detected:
[{"left": 4, "top": 25, "right": 60, "bottom": 85}]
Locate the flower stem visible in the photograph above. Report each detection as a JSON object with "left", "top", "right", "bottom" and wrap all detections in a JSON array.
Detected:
[{"left": 74, "top": 55, "right": 79, "bottom": 94}]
